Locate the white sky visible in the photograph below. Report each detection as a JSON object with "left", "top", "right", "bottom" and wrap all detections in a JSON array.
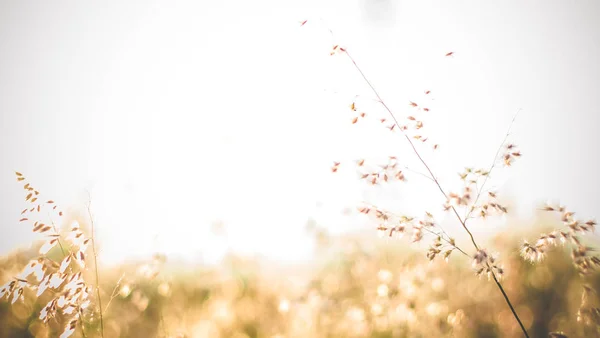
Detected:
[{"left": 1, "top": 1, "right": 599, "bottom": 265}]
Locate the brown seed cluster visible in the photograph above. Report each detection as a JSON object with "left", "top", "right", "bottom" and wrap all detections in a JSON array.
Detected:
[
  {"left": 471, "top": 249, "right": 504, "bottom": 281},
  {"left": 358, "top": 204, "right": 426, "bottom": 242},
  {"left": 357, "top": 204, "right": 460, "bottom": 263},
  {"left": 502, "top": 143, "right": 521, "bottom": 167},
  {"left": 577, "top": 284, "right": 600, "bottom": 328},
  {"left": 522, "top": 203, "right": 600, "bottom": 329},
  {"left": 0, "top": 172, "right": 94, "bottom": 338},
  {"left": 330, "top": 44, "right": 346, "bottom": 56},
  {"left": 405, "top": 98, "right": 436, "bottom": 149},
  {"left": 355, "top": 157, "right": 407, "bottom": 186},
  {"left": 521, "top": 203, "right": 598, "bottom": 273},
  {"left": 426, "top": 235, "right": 456, "bottom": 263},
  {"left": 346, "top": 95, "right": 438, "bottom": 150},
  {"left": 442, "top": 167, "right": 510, "bottom": 220}
]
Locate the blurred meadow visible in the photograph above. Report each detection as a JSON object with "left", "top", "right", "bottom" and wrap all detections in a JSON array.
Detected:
[
  {"left": 2, "top": 211, "right": 600, "bottom": 337},
  {"left": 2, "top": 1, "right": 600, "bottom": 338}
]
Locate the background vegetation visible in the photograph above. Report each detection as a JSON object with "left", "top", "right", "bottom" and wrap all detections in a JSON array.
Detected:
[{"left": 1, "top": 212, "right": 598, "bottom": 337}]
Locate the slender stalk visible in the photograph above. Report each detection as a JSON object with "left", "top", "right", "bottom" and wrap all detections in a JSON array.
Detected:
[
  {"left": 421, "top": 226, "right": 471, "bottom": 258},
  {"left": 342, "top": 49, "right": 530, "bottom": 337},
  {"left": 103, "top": 273, "right": 126, "bottom": 316},
  {"left": 49, "top": 217, "right": 67, "bottom": 257},
  {"left": 86, "top": 196, "right": 104, "bottom": 337},
  {"left": 80, "top": 308, "right": 88, "bottom": 338},
  {"left": 361, "top": 201, "right": 470, "bottom": 258},
  {"left": 464, "top": 109, "right": 520, "bottom": 223},
  {"left": 80, "top": 322, "right": 88, "bottom": 338},
  {"left": 160, "top": 306, "right": 169, "bottom": 338}
]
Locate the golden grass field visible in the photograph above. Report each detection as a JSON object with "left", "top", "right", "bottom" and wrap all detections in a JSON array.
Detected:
[{"left": 1, "top": 208, "right": 599, "bottom": 338}]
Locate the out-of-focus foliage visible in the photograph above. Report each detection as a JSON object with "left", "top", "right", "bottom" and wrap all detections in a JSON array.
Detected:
[{"left": 1, "top": 220, "right": 599, "bottom": 338}]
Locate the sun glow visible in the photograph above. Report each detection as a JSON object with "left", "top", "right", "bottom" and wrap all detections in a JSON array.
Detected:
[{"left": 3, "top": 1, "right": 599, "bottom": 266}]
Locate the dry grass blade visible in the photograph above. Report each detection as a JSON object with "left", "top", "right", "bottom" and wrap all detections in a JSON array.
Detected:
[
  {"left": 1, "top": 173, "right": 98, "bottom": 337},
  {"left": 85, "top": 191, "right": 104, "bottom": 337}
]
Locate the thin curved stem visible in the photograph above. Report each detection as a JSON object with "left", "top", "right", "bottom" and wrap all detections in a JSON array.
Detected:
[
  {"left": 361, "top": 201, "right": 470, "bottom": 258},
  {"left": 421, "top": 226, "right": 471, "bottom": 258},
  {"left": 342, "top": 49, "right": 529, "bottom": 337},
  {"left": 86, "top": 194, "right": 104, "bottom": 338},
  {"left": 464, "top": 109, "right": 520, "bottom": 223}
]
